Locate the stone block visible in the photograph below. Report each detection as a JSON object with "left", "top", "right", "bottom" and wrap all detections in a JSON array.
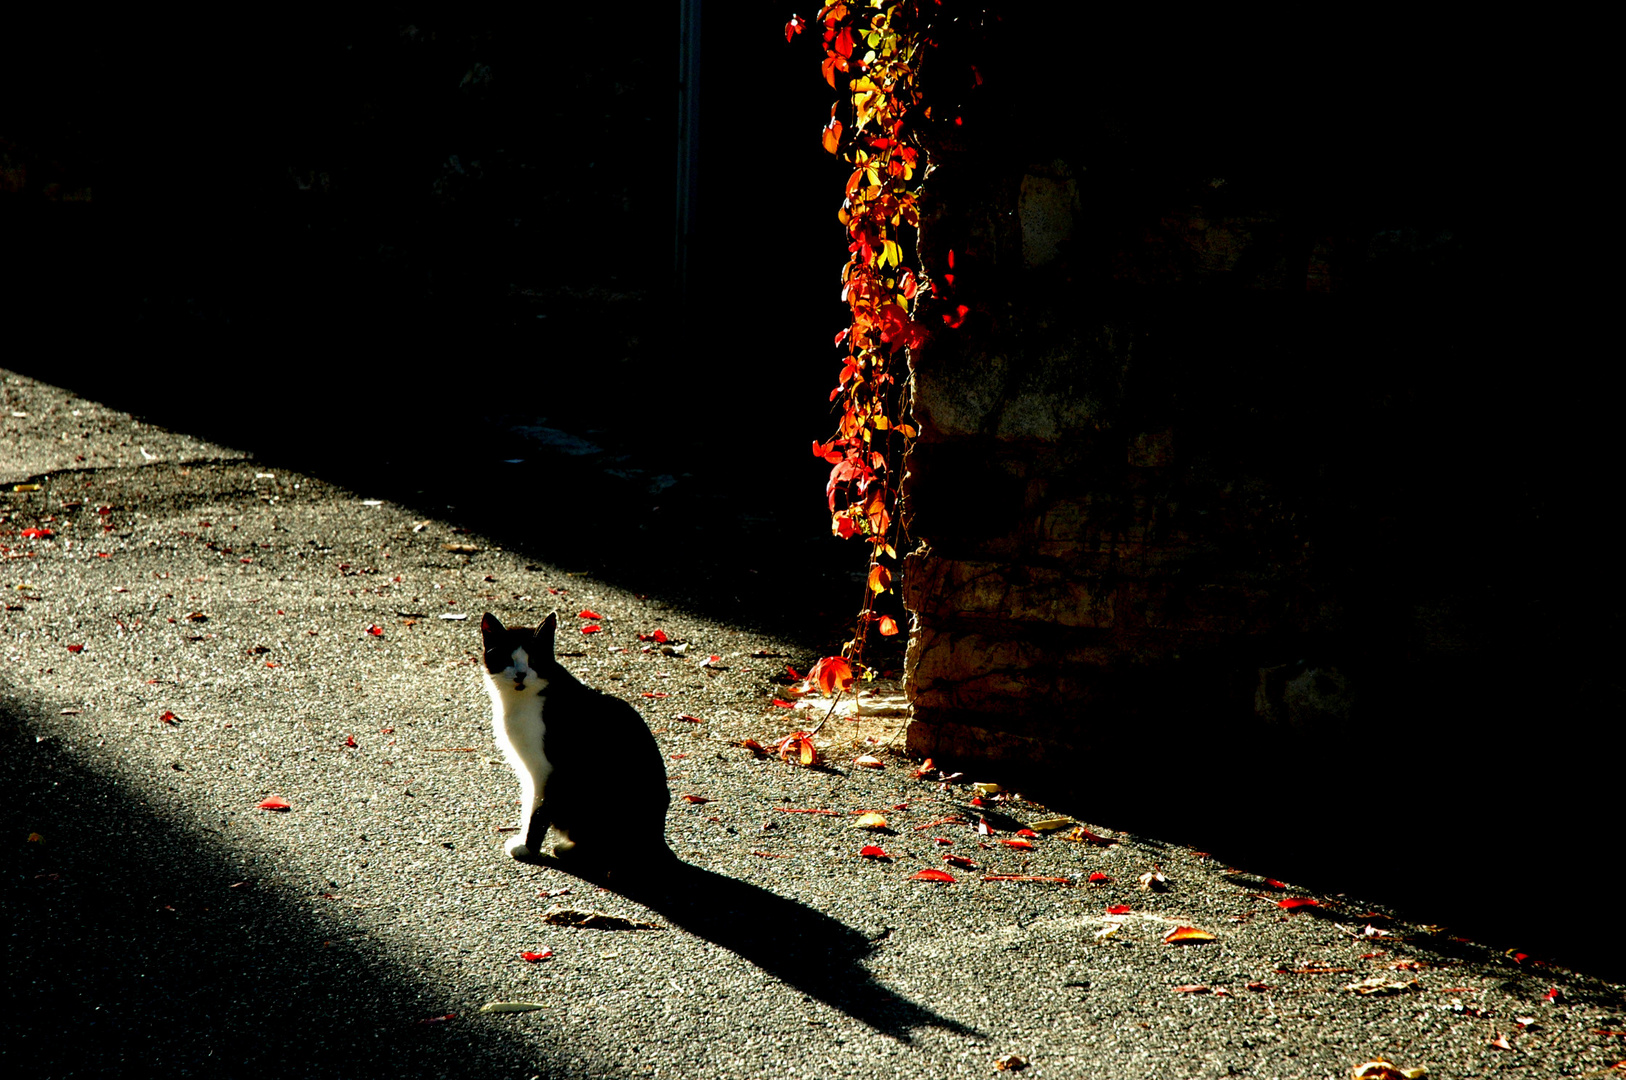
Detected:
[{"left": 903, "top": 551, "right": 1114, "bottom": 628}]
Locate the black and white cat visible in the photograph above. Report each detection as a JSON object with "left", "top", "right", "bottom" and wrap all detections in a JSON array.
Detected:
[{"left": 480, "top": 611, "right": 672, "bottom": 872}]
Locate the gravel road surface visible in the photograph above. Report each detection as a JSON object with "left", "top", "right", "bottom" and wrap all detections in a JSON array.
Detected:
[{"left": 5, "top": 370, "right": 1624, "bottom": 1079}]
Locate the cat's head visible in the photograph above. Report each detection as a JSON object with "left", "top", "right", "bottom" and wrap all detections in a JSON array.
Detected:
[{"left": 479, "top": 611, "right": 557, "bottom": 693}]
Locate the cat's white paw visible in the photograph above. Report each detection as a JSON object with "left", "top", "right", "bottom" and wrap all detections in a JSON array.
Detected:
[{"left": 505, "top": 836, "right": 540, "bottom": 861}]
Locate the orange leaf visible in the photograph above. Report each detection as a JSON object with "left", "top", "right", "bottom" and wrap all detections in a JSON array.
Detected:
[
  {"left": 878, "top": 614, "right": 899, "bottom": 636},
  {"left": 520, "top": 949, "right": 553, "bottom": 962},
  {"left": 1488, "top": 1033, "right": 1513, "bottom": 1050},
  {"left": 1172, "top": 984, "right": 1210, "bottom": 994},
  {"left": 680, "top": 793, "right": 710, "bottom": 804},
  {"left": 911, "top": 868, "right": 955, "bottom": 883},
  {"left": 822, "top": 117, "right": 844, "bottom": 154},
  {"left": 867, "top": 564, "right": 891, "bottom": 593},
  {"left": 1000, "top": 838, "right": 1035, "bottom": 850},
  {"left": 1277, "top": 897, "right": 1320, "bottom": 911},
  {"left": 1163, "top": 926, "right": 1217, "bottom": 944},
  {"left": 258, "top": 796, "right": 292, "bottom": 811}
]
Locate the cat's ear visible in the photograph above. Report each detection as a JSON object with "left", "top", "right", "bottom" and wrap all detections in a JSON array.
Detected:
[
  {"left": 537, "top": 611, "right": 558, "bottom": 653},
  {"left": 480, "top": 612, "right": 503, "bottom": 635}
]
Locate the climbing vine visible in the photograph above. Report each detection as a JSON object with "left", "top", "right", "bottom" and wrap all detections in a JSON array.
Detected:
[{"left": 787, "top": 2, "right": 936, "bottom": 693}]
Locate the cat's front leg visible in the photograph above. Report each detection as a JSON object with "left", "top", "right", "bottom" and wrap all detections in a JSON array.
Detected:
[
  {"left": 504, "top": 775, "right": 547, "bottom": 861},
  {"left": 505, "top": 804, "right": 549, "bottom": 861}
]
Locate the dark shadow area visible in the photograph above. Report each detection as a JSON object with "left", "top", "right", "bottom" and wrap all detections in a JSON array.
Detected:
[
  {"left": 4, "top": 2, "right": 864, "bottom": 653},
  {"left": 1012, "top": 665, "right": 1626, "bottom": 985},
  {"left": 0, "top": 683, "right": 574, "bottom": 1078},
  {"left": 594, "top": 861, "right": 980, "bottom": 1042}
]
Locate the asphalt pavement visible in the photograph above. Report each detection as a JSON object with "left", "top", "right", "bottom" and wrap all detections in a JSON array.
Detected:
[{"left": 5, "top": 368, "right": 1625, "bottom": 1079}]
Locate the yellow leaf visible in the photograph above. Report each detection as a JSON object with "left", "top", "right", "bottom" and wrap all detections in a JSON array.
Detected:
[
  {"left": 853, "top": 812, "right": 888, "bottom": 829},
  {"left": 972, "top": 782, "right": 1003, "bottom": 796},
  {"left": 1027, "top": 817, "right": 1076, "bottom": 832},
  {"left": 480, "top": 1001, "right": 545, "bottom": 1014},
  {"left": 867, "top": 564, "right": 891, "bottom": 593},
  {"left": 12, "top": 483, "right": 41, "bottom": 492}
]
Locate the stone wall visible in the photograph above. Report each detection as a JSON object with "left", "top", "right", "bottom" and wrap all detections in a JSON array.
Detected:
[{"left": 896, "top": 17, "right": 1525, "bottom": 772}]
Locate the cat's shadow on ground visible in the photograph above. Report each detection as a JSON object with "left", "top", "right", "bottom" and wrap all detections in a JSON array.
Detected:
[{"left": 555, "top": 857, "right": 979, "bottom": 1043}]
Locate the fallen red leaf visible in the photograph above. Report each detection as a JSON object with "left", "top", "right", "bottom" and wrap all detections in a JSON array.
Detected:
[
  {"left": 417, "top": 1013, "right": 456, "bottom": 1025},
  {"left": 1245, "top": 981, "right": 1270, "bottom": 992},
  {"left": 20, "top": 527, "right": 52, "bottom": 539},
  {"left": 1488, "top": 1034, "right": 1513, "bottom": 1050},
  {"left": 66, "top": 644, "right": 84, "bottom": 653},
  {"left": 1015, "top": 828, "right": 1038, "bottom": 838},
  {"left": 679, "top": 793, "right": 710, "bottom": 804},
  {"left": 258, "top": 796, "right": 292, "bottom": 811},
  {"left": 977, "top": 819, "right": 994, "bottom": 836},
  {"left": 944, "top": 854, "right": 977, "bottom": 868},
  {"left": 577, "top": 610, "right": 602, "bottom": 619},
  {"left": 739, "top": 738, "right": 767, "bottom": 755},
  {"left": 1105, "top": 904, "right": 1132, "bottom": 915},
  {"left": 652, "top": 629, "right": 669, "bottom": 643},
  {"left": 1087, "top": 872, "right": 1111, "bottom": 883},
  {"left": 933, "top": 837, "right": 953, "bottom": 845},
  {"left": 675, "top": 713, "right": 704, "bottom": 723},
  {"left": 1278, "top": 897, "right": 1320, "bottom": 911},
  {"left": 774, "top": 807, "right": 840, "bottom": 815},
  {"left": 345, "top": 734, "right": 357, "bottom": 748},
  {"left": 1000, "top": 838, "right": 1035, "bottom": 850},
  {"left": 642, "top": 691, "right": 670, "bottom": 699},
  {"left": 366, "top": 624, "right": 383, "bottom": 636},
  {"left": 1543, "top": 986, "right": 1563, "bottom": 1004},
  {"left": 158, "top": 710, "right": 179, "bottom": 724},
  {"left": 520, "top": 950, "right": 553, "bottom": 962},
  {"left": 771, "top": 699, "right": 795, "bottom": 709},
  {"left": 580, "top": 625, "right": 603, "bottom": 635},
  {"left": 859, "top": 845, "right": 890, "bottom": 859},
  {"left": 1264, "top": 878, "right": 1288, "bottom": 890},
  {"left": 912, "top": 868, "right": 955, "bottom": 883},
  {"left": 1172, "top": 984, "right": 1210, "bottom": 994}
]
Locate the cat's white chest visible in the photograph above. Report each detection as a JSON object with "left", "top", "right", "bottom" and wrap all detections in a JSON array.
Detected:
[{"left": 487, "top": 676, "right": 553, "bottom": 796}]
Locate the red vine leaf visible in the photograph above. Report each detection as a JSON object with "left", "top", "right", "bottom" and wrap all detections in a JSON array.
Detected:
[{"left": 806, "top": 655, "right": 855, "bottom": 696}]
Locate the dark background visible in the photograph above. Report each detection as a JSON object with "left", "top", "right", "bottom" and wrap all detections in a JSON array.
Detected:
[{"left": 5, "top": 5, "right": 1619, "bottom": 979}]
